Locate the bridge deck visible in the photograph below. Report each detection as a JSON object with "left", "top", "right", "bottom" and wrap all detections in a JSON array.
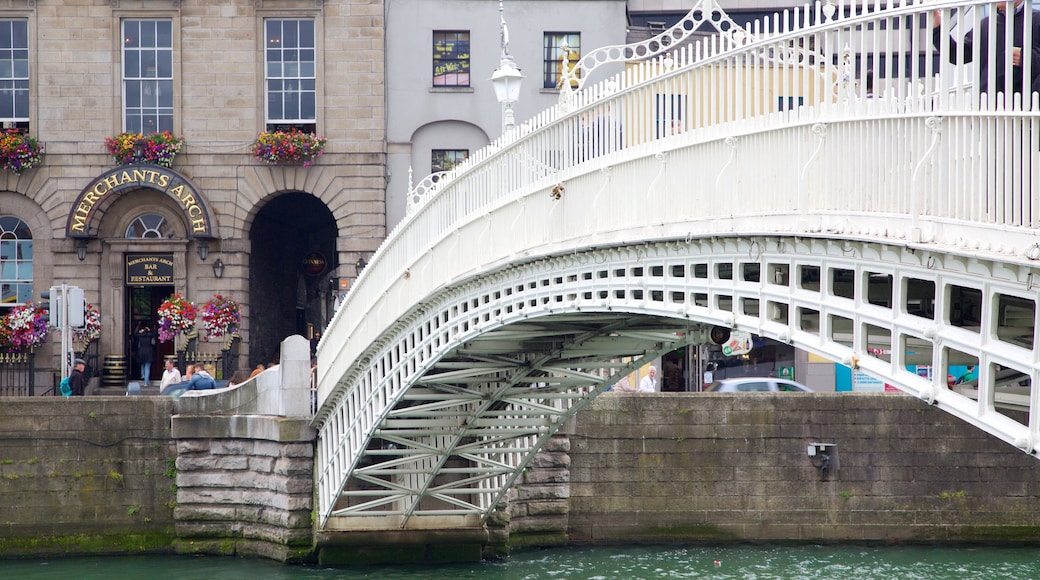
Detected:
[{"left": 315, "top": 0, "right": 1040, "bottom": 531}]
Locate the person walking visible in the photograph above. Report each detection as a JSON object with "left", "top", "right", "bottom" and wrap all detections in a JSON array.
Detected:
[
  {"left": 932, "top": 1, "right": 1040, "bottom": 98},
  {"left": 69, "top": 358, "right": 87, "bottom": 396},
  {"left": 134, "top": 324, "right": 157, "bottom": 382}
]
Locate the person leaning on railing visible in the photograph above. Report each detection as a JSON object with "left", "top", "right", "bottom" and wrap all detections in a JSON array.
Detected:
[{"left": 931, "top": 1, "right": 1040, "bottom": 98}]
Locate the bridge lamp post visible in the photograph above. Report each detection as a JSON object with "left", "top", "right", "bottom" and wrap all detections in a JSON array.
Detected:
[{"left": 490, "top": 1, "right": 523, "bottom": 135}]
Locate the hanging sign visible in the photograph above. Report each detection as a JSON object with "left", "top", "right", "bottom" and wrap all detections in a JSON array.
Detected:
[
  {"left": 302, "top": 252, "right": 327, "bottom": 276},
  {"left": 126, "top": 253, "right": 174, "bottom": 285}
]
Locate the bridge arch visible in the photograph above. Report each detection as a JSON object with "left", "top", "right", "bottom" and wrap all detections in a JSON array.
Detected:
[
  {"left": 316, "top": 234, "right": 1040, "bottom": 530},
  {"left": 316, "top": 0, "right": 1040, "bottom": 535}
]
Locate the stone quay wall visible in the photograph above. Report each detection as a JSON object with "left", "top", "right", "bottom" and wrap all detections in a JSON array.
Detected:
[
  {"left": 554, "top": 393, "right": 1040, "bottom": 545},
  {"left": 0, "top": 397, "right": 178, "bottom": 556},
  {"left": 4, "top": 391, "right": 1040, "bottom": 561}
]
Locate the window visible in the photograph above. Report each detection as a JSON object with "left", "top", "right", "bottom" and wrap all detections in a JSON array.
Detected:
[
  {"left": 543, "top": 32, "right": 580, "bottom": 89},
  {"left": 432, "top": 149, "right": 468, "bottom": 173},
  {"left": 0, "top": 216, "right": 32, "bottom": 311},
  {"left": 265, "top": 19, "right": 316, "bottom": 133},
  {"left": 126, "top": 214, "right": 172, "bottom": 239},
  {"left": 122, "top": 19, "right": 174, "bottom": 134},
  {"left": 0, "top": 20, "right": 28, "bottom": 132},
  {"left": 654, "top": 94, "right": 684, "bottom": 137},
  {"left": 433, "top": 31, "right": 470, "bottom": 87}
]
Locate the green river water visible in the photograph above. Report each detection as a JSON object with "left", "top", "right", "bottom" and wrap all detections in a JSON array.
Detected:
[{"left": 1, "top": 544, "right": 1038, "bottom": 579}]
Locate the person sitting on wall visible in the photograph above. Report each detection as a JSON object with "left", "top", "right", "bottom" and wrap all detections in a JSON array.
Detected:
[
  {"left": 248, "top": 363, "right": 266, "bottom": 379},
  {"left": 186, "top": 364, "right": 216, "bottom": 390},
  {"left": 228, "top": 369, "right": 250, "bottom": 387}
]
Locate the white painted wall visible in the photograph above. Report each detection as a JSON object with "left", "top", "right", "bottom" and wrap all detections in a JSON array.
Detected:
[{"left": 386, "top": 0, "right": 628, "bottom": 229}]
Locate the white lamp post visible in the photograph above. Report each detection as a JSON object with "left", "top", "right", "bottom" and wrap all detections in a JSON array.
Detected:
[{"left": 490, "top": 1, "right": 523, "bottom": 135}]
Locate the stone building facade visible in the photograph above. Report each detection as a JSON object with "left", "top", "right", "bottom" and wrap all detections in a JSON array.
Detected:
[{"left": 1, "top": 0, "right": 385, "bottom": 384}]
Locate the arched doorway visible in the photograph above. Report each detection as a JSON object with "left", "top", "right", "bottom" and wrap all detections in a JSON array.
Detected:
[{"left": 249, "top": 192, "right": 338, "bottom": 367}]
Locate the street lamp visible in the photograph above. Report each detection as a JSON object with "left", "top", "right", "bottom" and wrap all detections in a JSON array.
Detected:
[{"left": 490, "top": 1, "right": 523, "bottom": 135}]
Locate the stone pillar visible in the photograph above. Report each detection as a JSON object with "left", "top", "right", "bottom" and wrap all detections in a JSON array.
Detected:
[{"left": 506, "top": 434, "right": 571, "bottom": 548}]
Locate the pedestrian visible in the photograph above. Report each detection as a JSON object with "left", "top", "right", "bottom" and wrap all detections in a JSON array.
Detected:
[
  {"left": 248, "top": 363, "right": 266, "bottom": 379},
  {"left": 638, "top": 366, "right": 658, "bottom": 393},
  {"left": 159, "top": 359, "right": 182, "bottom": 391},
  {"left": 69, "top": 358, "right": 87, "bottom": 396},
  {"left": 932, "top": 1, "right": 1040, "bottom": 98},
  {"left": 134, "top": 323, "right": 157, "bottom": 382}
]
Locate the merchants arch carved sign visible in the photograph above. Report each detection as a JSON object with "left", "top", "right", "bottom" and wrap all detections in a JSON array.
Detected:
[{"left": 65, "top": 165, "right": 217, "bottom": 239}]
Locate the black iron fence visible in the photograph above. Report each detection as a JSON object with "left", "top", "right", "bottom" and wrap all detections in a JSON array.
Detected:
[
  {"left": 176, "top": 336, "right": 240, "bottom": 380},
  {"left": 0, "top": 352, "right": 36, "bottom": 396}
]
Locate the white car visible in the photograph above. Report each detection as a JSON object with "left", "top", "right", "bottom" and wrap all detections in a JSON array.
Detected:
[{"left": 706, "top": 377, "right": 813, "bottom": 393}]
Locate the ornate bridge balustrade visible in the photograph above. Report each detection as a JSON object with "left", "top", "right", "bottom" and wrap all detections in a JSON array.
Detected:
[{"left": 315, "top": 0, "right": 1040, "bottom": 532}]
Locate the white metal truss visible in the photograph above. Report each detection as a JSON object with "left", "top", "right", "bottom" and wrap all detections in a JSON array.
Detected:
[
  {"left": 316, "top": 236, "right": 1040, "bottom": 530},
  {"left": 316, "top": 0, "right": 1040, "bottom": 533}
]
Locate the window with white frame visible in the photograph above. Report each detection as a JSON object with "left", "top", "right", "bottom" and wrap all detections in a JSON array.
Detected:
[
  {"left": 0, "top": 20, "right": 29, "bottom": 132},
  {"left": 543, "top": 32, "right": 580, "bottom": 89},
  {"left": 126, "top": 213, "right": 173, "bottom": 239},
  {"left": 433, "top": 31, "right": 470, "bottom": 87},
  {"left": 265, "top": 18, "right": 316, "bottom": 133},
  {"left": 0, "top": 216, "right": 32, "bottom": 312},
  {"left": 122, "top": 19, "right": 174, "bottom": 134}
]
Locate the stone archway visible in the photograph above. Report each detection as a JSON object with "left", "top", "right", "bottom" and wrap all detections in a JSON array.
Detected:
[{"left": 249, "top": 192, "right": 338, "bottom": 367}]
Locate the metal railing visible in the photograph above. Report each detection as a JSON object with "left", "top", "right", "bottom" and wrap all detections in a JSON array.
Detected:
[
  {"left": 319, "top": 0, "right": 1040, "bottom": 407},
  {"left": 0, "top": 352, "right": 35, "bottom": 396}
]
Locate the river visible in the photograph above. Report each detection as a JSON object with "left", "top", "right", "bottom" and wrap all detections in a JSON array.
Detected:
[{"left": 1, "top": 544, "right": 1036, "bottom": 579}]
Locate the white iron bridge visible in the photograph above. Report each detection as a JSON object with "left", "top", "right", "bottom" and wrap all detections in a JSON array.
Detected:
[{"left": 314, "top": 0, "right": 1040, "bottom": 534}]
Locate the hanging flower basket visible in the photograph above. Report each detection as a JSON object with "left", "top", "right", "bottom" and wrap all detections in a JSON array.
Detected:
[
  {"left": 73, "top": 303, "right": 101, "bottom": 352},
  {"left": 0, "top": 132, "right": 44, "bottom": 174},
  {"left": 4, "top": 301, "right": 50, "bottom": 352},
  {"left": 157, "top": 293, "right": 197, "bottom": 343},
  {"left": 104, "top": 131, "right": 184, "bottom": 167},
  {"left": 250, "top": 130, "right": 326, "bottom": 167},
  {"left": 200, "top": 294, "right": 241, "bottom": 341}
]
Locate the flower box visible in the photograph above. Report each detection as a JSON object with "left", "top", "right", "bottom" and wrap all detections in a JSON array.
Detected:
[
  {"left": 250, "top": 130, "right": 326, "bottom": 167},
  {"left": 0, "top": 132, "right": 44, "bottom": 174},
  {"left": 105, "top": 131, "right": 184, "bottom": 167}
]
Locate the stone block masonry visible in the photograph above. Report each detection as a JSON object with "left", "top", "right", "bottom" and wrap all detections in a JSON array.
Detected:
[
  {"left": 172, "top": 434, "right": 316, "bottom": 562},
  {"left": 5, "top": 391, "right": 1040, "bottom": 562},
  {"left": 562, "top": 393, "right": 1040, "bottom": 545},
  {"left": 0, "top": 398, "right": 178, "bottom": 556}
]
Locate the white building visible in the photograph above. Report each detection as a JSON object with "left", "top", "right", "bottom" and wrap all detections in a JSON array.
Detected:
[{"left": 385, "top": 0, "right": 628, "bottom": 230}]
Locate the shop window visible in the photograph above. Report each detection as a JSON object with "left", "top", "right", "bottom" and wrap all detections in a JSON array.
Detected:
[
  {"left": 264, "top": 18, "right": 316, "bottom": 133},
  {"left": 433, "top": 31, "right": 470, "bottom": 87},
  {"left": 126, "top": 213, "right": 172, "bottom": 239},
  {"left": 0, "top": 216, "right": 32, "bottom": 312},
  {"left": 543, "top": 32, "right": 580, "bottom": 89},
  {"left": 122, "top": 19, "right": 174, "bottom": 133},
  {"left": 0, "top": 19, "right": 29, "bottom": 133}
]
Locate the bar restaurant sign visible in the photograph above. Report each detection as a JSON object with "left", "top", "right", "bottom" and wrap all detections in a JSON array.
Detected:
[{"left": 126, "top": 253, "right": 174, "bottom": 285}]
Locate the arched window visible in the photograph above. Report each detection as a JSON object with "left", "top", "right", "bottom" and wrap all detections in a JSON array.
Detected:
[
  {"left": 126, "top": 213, "right": 172, "bottom": 238},
  {"left": 0, "top": 216, "right": 32, "bottom": 311}
]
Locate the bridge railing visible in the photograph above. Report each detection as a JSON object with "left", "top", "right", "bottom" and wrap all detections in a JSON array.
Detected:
[{"left": 318, "top": 0, "right": 1039, "bottom": 407}]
